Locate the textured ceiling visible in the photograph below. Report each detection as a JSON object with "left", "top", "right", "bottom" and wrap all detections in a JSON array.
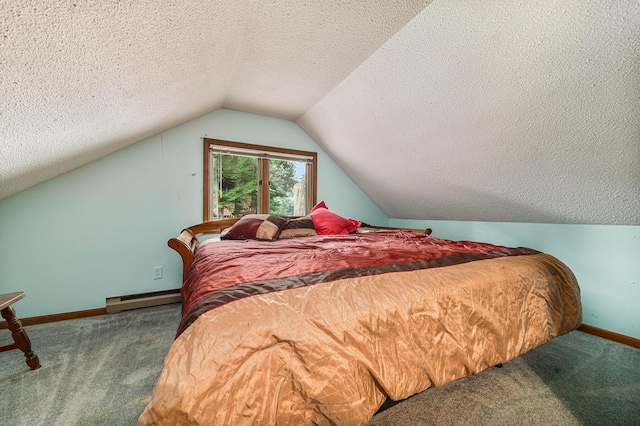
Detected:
[
  {"left": 1, "top": 0, "right": 639, "bottom": 225},
  {"left": 0, "top": 0, "right": 430, "bottom": 200},
  {"left": 301, "top": 0, "right": 640, "bottom": 225}
]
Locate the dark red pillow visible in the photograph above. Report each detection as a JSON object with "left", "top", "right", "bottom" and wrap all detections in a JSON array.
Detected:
[
  {"left": 220, "top": 214, "right": 288, "bottom": 241},
  {"left": 308, "top": 202, "right": 360, "bottom": 235}
]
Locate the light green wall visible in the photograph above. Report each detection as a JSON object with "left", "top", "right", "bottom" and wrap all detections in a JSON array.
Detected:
[
  {"left": 2, "top": 108, "right": 637, "bottom": 341},
  {"left": 389, "top": 218, "right": 640, "bottom": 339},
  {"left": 0, "top": 109, "right": 387, "bottom": 318}
]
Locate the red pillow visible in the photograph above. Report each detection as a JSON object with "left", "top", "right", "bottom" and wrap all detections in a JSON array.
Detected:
[
  {"left": 311, "top": 201, "right": 328, "bottom": 212},
  {"left": 309, "top": 202, "right": 360, "bottom": 235}
]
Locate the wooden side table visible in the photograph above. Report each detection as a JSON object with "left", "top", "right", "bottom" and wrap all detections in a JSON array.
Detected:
[{"left": 0, "top": 292, "right": 41, "bottom": 370}]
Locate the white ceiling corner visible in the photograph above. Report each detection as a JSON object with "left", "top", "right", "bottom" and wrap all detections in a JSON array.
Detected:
[{"left": 0, "top": 0, "right": 431, "bottom": 199}]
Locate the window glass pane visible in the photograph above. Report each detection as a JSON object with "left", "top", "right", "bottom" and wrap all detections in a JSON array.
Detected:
[
  {"left": 204, "top": 138, "right": 316, "bottom": 221},
  {"left": 211, "top": 153, "right": 259, "bottom": 219},
  {"left": 269, "top": 159, "right": 308, "bottom": 216}
]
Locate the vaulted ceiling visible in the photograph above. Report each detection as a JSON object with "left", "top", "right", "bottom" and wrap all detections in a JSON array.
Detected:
[{"left": 2, "top": 0, "right": 639, "bottom": 225}]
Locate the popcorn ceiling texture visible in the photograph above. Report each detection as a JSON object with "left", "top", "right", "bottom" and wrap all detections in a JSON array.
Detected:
[
  {"left": 299, "top": 0, "right": 640, "bottom": 225},
  {"left": 0, "top": 0, "right": 429, "bottom": 199},
  {"left": 1, "top": 0, "right": 638, "bottom": 225}
]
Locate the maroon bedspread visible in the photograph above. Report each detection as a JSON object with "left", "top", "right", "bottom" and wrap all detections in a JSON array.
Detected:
[{"left": 178, "top": 231, "right": 538, "bottom": 336}]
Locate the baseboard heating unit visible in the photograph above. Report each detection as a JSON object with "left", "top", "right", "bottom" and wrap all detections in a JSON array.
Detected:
[{"left": 106, "top": 289, "right": 181, "bottom": 314}]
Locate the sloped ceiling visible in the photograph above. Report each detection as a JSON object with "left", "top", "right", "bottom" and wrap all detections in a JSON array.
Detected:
[{"left": 1, "top": 0, "right": 639, "bottom": 225}]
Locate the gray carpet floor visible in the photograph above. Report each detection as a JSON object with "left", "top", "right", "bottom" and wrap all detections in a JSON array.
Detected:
[
  {"left": 1, "top": 304, "right": 181, "bottom": 426},
  {"left": 1, "top": 303, "right": 639, "bottom": 425}
]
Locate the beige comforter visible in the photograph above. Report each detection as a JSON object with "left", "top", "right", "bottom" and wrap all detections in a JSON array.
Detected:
[{"left": 139, "top": 233, "right": 581, "bottom": 425}]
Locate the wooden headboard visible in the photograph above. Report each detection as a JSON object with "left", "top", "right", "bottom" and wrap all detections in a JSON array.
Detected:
[{"left": 168, "top": 218, "right": 241, "bottom": 280}]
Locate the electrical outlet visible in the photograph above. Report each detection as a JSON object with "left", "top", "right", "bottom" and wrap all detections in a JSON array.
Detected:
[{"left": 152, "top": 266, "right": 163, "bottom": 280}]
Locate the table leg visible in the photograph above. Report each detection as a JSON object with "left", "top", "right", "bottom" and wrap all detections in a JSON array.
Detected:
[{"left": 1, "top": 306, "right": 41, "bottom": 370}]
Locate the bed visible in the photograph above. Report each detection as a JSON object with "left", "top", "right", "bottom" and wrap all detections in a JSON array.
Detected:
[{"left": 138, "top": 207, "right": 582, "bottom": 425}]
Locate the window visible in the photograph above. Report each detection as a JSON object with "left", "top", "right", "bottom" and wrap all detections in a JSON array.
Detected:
[{"left": 203, "top": 138, "right": 317, "bottom": 221}]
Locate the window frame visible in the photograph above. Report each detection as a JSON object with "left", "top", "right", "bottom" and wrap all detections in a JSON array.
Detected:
[{"left": 203, "top": 138, "right": 317, "bottom": 222}]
